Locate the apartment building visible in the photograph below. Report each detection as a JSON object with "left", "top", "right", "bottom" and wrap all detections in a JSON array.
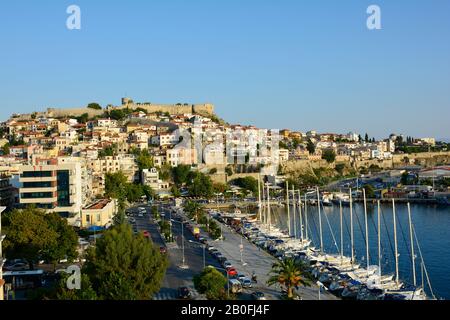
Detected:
[
  {"left": 0, "top": 170, "right": 16, "bottom": 210},
  {"left": 18, "top": 157, "right": 84, "bottom": 226},
  {"left": 141, "top": 168, "right": 169, "bottom": 190},
  {"left": 87, "top": 155, "right": 139, "bottom": 182}
]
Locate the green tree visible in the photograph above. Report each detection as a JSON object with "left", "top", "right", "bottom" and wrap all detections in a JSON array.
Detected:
[
  {"left": 171, "top": 185, "right": 181, "bottom": 197},
  {"left": 306, "top": 139, "right": 315, "bottom": 154},
  {"left": 76, "top": 113, "right": 90, "bottom": 124},
  {"left": 172, "top": 164, "right": 192, "bottom": 185},
  {"left": 109, "top": 109, "right": 127, "bottom": 121},
  {"left": 230, "top": 176, "right": 258, "bottom": 194},
  {"left": 43, "top": 212, "right": 78, "bottom": 268},
  {"left": 87, "top": 103, "right": 102, "bottom": 110},
  {"left": 365, "top": 133, "right": 369, "bottom": 142},
  {"left": 83, "top": 224, "right": 168, "bottom": 300},
  {"left": 2, "top": 207, "right": 78, "bottom": 269},
  {"left": 267, "top": 258, "right": 312, "bottom": 300},
  {"left": 136, "top": 149, "right": 154, "bottom": 170},
  {"left": 105, "top": 172, "right": 128, "bottom": 201},
  {"left": 363, "top": 184, "right": 376, "bottom": 198},
  {"left": 1, "top": 143, "right": 10, "bottom": 155},
  {"left": 335, "top": 163, "right": 345, "bottom": 176},
  {"left": 322, "top": 149, "right": 336, "bottom": 163},
  {"left": 225, "top": 166, "right": 233, "bottom": 177},
  {"left": 193, "top": 266, "right": 228, "bottom": 300},
  {"left": 98, "top": 144, "right": 117, "bottom": 158},
  {"left": 188, "top": 172, "right": 214, "bottom": 198}
]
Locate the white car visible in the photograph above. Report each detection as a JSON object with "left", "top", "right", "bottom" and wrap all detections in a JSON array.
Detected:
[
  {"left": 241, "top": 278, "right": 252, "bottom": 288},
  {"left": 237, "top": 274, "right": 246, "bottom": 281}
]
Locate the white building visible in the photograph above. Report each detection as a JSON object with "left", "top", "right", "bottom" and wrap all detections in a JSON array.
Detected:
[
  {"left": 151, "top": 133, "right": 179, "bottom": 147},
  {"left": 19, "top": 157, "right": 85, "bottom": 226},
  {"left": 141, "top": 168, "right": 169, "bottom": 190}
]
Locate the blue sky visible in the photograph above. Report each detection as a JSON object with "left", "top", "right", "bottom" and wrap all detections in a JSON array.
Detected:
[{"left": 0, "top": 0, "right": 449, "bottom": 140}]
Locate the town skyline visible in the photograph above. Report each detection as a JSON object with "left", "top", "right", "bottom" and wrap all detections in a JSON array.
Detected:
[
  {"left": 1, "top": 97, "right": 447, "bottom": 142},
  {"left": 1, "top": 1, "right": 449, "bottom": 139}
]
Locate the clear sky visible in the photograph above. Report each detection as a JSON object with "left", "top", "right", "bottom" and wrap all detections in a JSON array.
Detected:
[{"left": 0, "top": 0, "right": 449, "bottom": 140}]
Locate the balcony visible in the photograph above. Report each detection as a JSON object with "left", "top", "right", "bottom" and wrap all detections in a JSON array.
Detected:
[
  {"left": 20, "top": 187, "right": 57, "bottom": 194},
  {"left": 20, "top": 197, "right": 58, "bottom": 204},
  {"left": 20, "top": 176, "right": 57, "bottom": 183}
]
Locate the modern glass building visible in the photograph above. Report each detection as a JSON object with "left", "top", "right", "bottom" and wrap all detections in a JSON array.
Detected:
[{"left": 19, "top": 158, "right": 83, "bottom": 225}]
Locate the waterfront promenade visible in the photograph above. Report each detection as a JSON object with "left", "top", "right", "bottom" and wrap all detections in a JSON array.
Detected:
[{"left": 179, "top": 210, "right": 339, "bottom": 300}]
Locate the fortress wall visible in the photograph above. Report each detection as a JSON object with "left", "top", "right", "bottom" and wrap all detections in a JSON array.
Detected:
[
  {"left": 112, "top": 103, "right": 214, "bottom": 116},
  {"left": 47, "top": 108, "right": 104, "bottom": 118}
]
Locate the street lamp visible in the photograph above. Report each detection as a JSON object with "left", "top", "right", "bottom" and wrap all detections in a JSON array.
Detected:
[
  {"left": 316, "top": 281, "right": 328, "bottom": 300},
  {"left": 188, "top": 240, "right": 206, "bottom": 270},
  {"left": 240, "top": 227, "right": 247, "bottom": 266},
  {"left": 170, "top": 219, "right": 188, "bottom": 269}
]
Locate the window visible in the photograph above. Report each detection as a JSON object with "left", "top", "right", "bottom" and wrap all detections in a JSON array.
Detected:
[
  {"left": 23, "top": 181, "right": 53, "bottom": 188},
  {"left": 21, "top": 192, "right": 53, "bottom": 199},
  {"left": 21, "top": 171, "right": 53, "bottom": 178},
  {"left": 57, "top": 170, "right": 70, "bottom": 207}
]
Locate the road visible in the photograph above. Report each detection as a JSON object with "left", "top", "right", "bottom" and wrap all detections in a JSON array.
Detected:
[
  {"left": 128, "top": 203, "right": 338, "bottom": 300},
  {"left": 178, "top": 209, "right": 339, "bottom": 300},
  {"left": 127, "top": 204, "right": 221, "bottom": 300}
]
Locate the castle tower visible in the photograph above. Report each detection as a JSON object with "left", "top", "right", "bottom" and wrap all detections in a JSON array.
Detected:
[{"left": 122, "top": 97, "right": 133, "bottom": 105}]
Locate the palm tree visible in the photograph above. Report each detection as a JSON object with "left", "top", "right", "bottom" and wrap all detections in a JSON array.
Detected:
[{"left": 267, "top": 258, "right": 312, "bottom": 299}]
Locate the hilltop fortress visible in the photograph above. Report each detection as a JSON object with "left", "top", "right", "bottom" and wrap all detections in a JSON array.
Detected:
[{"left": 44, "top": 97, "right": 215, "bottom": 119}]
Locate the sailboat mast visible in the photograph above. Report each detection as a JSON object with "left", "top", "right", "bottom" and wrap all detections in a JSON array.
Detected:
[
  {"left": 363, "top": 188, "right": 370, "bottom": 274},
  {"left": 286, "top": 181, "right": 291, "bottom": 236},
  {"left": 407, "top": 203, "right": 417, "bottom": 286},
  {"left": 339, "top": 200, "right": 343, "bottom": 261},
  {"left": 304, "top": 194, "right": 309, "bottom": 240},
  {"left": 267, "top": 184, "right": 271, "bottom": 230},
  {"left": 349, "top": 188, "right": 354, "bottom": 264},
  {"left": 392, "top": 199, "right": 399, "bottom": 284},
  {"left": 261, "top": 179, "right": 266, "bottom": 225},
  {"left": 377, "top": 200, "right": 382, "bottom": 276},
  {"left": 316, "top": 187, "right": 323, "bottom": 252},
  {"left": 292, "top": 187, "right": 297, "bottom": 239},
  {"left": 258, "top": 174, "right": 262, "bottom": 223},
  {"left": 298, "top": 190, "right": 303, "bottom": 241}
]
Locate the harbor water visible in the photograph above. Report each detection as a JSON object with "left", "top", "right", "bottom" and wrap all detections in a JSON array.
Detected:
[{"left": 261, "top": 202, "right": 450, "bottom": 299}]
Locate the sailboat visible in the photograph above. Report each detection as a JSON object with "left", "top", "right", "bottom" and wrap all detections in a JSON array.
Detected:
[{"left": 383, "top": 201, "right": 429, "bottom": 300}]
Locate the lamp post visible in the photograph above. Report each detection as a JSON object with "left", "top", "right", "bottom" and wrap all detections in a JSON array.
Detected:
[
  {"left": 316, "top": 281, "right": 328, "bottom": 300},
  {"left": 189, "top": 240, "right": 206, "bottom": 269},
  {"left": 171, "top": 219, "right": 188, "bottom": 269}
]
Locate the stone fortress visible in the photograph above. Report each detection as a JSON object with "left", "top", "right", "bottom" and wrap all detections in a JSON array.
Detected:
[{"left": 44, "top": 97, "right": 215, "bottom": 119}]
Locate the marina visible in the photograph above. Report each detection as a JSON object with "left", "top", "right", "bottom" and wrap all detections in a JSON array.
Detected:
[{"left": 210, "top": 184, "right": 450, "bottom": 300}]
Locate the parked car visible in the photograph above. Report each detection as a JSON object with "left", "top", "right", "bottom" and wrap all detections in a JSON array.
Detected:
[
  {"left": 251, "top": 291, "right": 266, "bottom": 300},
  {"left": 178, "top": 286, "right": 191, "bottom": 299},
  {"left": 237, "top": 273, "right": 246, "bottom": 282},
  {"left": 218, "top": 256, "right": 227, "bottom": 264},
  {"left": 223, "top": 261, "right": 233, "bottom": 269},
  {"left": 159, "top": 246, "right": 167, "bottom": 254},
  {"left": 3, "top": 260, "right": 29, "bottom": 271},
  {"left": 227, "top": 267, "right": 238, "bottom": 277},
  {"left": 241, "top": 278, "right": 252, "bottom": 288},
  {"left": 199, "top": 237, "right": 207, "bottom": 244},
  {"left": 143, "top": 230, "right": 151, "bottom": 238}
]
